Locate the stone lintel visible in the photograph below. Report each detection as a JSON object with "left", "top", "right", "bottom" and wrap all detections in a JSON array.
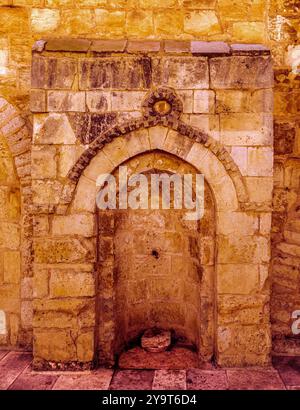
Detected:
[{"left": 32, "top": 39, "right": 271, "bottom": 57}]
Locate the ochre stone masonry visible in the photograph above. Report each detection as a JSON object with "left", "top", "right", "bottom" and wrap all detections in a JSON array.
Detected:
[
  {"left": 0, "top": 0, "right": 299, "bottom": 370},
  {"left": 97, "top": 160, "right": 215, "bottom": 367},
  {"left": 24, "top": 43, "right": 274, "bottom": 369}
]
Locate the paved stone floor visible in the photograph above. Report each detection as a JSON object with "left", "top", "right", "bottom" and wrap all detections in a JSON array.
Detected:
[{"left": 0, "top": 351, "right": 300, "bottom": 390}]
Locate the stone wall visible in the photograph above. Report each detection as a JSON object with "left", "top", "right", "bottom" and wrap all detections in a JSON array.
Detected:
[
  {"left": 26, "top": 44, "right": 274, "bottom": 368},
  {"left": 268, "top": 0, "right": 300, "bottom": 356},
  {"left": 271, "top": 70, "right": 300, "bottom": 355},
  {"left": 0, "top": 0, "right": 298, "bottom": 360},
  {"left": 0, "top": 0, "right": 269, "bottom": 115},
  {"left": 0, "top": 0, "right": 297, "bottom": 113},
  {"left": 0, "top": 128, "right": 21, "bottom": 346},
  {"left": 97, "top": 154, "right": 215, "bottom": 366},
  {"left": 0, "top": 97, "right": 32, "bottom": 349}
]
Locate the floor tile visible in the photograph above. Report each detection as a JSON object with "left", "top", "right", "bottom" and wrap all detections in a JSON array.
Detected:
[
  {"left": 0, "top": 351, "right": 8, "bottom": 361},
  {"left": 0, "top": 352, "right": 32, "bottom": 390},
  {"left": 8, "top": 366, "right": 58, "bottom": 390},
  {"left": 53, "top": 369, "right": 113, "bottom": 390},
  {"left": 187, "top": 369, "right": 228, "bottom": 390},
  {"left": 273, "top": 356, "right": 300, "bottom": 386},
  {"left": 152, "top": 370, "right": 186, "bottom": 390},
  {"left": 119, "top": 347, "right": 198, "bottom": 369},
  {"left": 109, "top": 370, "right": 154, "bottom": 390},
  {"left": 226, "top": 369, "right": 285, "bottom": 390}
]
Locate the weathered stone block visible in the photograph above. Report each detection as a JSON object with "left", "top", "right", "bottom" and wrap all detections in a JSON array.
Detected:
[
  {"left": 31, "top": 8, "right": 60, "bottom": 33},
  {"left": 277, "top": 243, "right": 300, "bottom": 258},
  {"left": 52, "top": 214, "right": 95, "bottom": 237},
  {"left": 154, "top": 10, "right": 183, "bottom": 36},
  {"left": 232, "top": 22, "right": 265, "bottom": 43},
  {"left": 45, "top": 38, "right": 91, "bottom": 52},
  {"left": 127, "top": 40, "right": 161, "bottom": 53},
  {"left": 245, "top": 177, "right": 273, "bottom": 203},
  {"left": 31, "top": 57, "right": 77, "bottom": 89},
  {"left": 217, "top": 324, "right": 271, "bottom": 362},
  {"left": 126, "top": 10, "right": 153, "bottom": 37},
  {"left": 59, "top": 9, "right": 95, "bottom": 35},
  {"left": 163, "top": 129, "right": 194, "bottom": 158},
  {"left": 111, "top": 91, "right": 146, "bottom": 111},
  {"left": 102, "top": 137, "right": 130, "bottom": 167},
  {"left": 86, "top": 91, "right": 111, "bottom": 113},
  {"left": 217, "top": 264, "right": 259, "bottom": 294},
  {"left": 139, "top": 0, "right": 176, "bottom": 6},
  {"left": 164, "top": 40, "right": 190, "bottom": 53},
  {"left": 95, "top": 9, "right": 125, "bottom": 36},
  {"left": 32, "top": 146, "right": 56, "bottom": 179},
  {"left": 33, "top": 216, "right": 49, "bottom": 237},
  {"left": 184, "top": 11, "right": 221, "bottom": 35},
  {"left": 148, "top": 277, "right": 181, "bottom": 301},
  {"left": 21, "top": 301, "right": 33, "bottom": 328},
  {"left": 90, "top": 39, "right": 127, "bottom": 53},
  {"left": 34, "top": 295, "right": 93, "bottom": 313},
  {"left": 218, "top": 294, "right": 269, "bottom": 325},
  {"left": 9, "top": 314, "right": 19, "bottom": 346},
  {"left": 210, "top": 56, "right": 273, "bottom": 89},
  {"left": 0, "top": 223, "right": 20, "bottom": 250},
  {"left": 30, "top": 90, "right": 46, "bottom": 113},
  {"left": 0, "top": 286, "right": 20, "bottom": 312},
  {"left": 220, "top": 113, "right": 273, "bottom": 146},
  {"left": 188, "top": 114, "right": 220, "bottom": 140},
  {"left": 0, "top": 7, "right": 28, "bottom": 34},
  {"left": 49, "top": 270, "right": 95, "bottom": 298},
  {"left": 194, "top": 90, "right": 215, "bottom": 113},
  {"left": 230, "top": 146, "right": 248, "bottom": 175},
  {"left": 34, "top": 238, "right": 90, "bottom": 264},
  {"left": 33, "top": 269, "right": 49, "bottom": 299},
  {"left": 33, "top": 310, "right": 76, "bottom": 329},
  {"left": 148, "top": 126, "right": 168, "bottom": 149},
  {"left": 80, "top": 57, "right": 152, "bottom": 90},
  {"left": 3, "top": 251, "right": 21, "bottom": 284},
  {"left": 72, "top": 176, "right": 98, "bottom": 213},
  {"left": 153, "top": 57, "right": 209, "bottom": 89},
  {"left": 58, "top": 146, "right": 81, "bottom": 178},
  {"left": 216, "top": 89, "right": 273, "bottom": 113},
  {"left": 77, "top": 331, "right": 94, "bottom": 362},
  {"left": 32, "top": 180, "right": 62, "bottom": 205},
  {"left": 217, "top": 235, "right": 270, "bottom": 264},
  {"left": 47, "top": 91, "right": 85, "bottom": 112},
  {"left": 34, "top": 330, "right": 77, "bottom": 362},
  {"left": 218, "top": 0, "right": 265, "bottom": 21},
  {"left": 247, "top": 147, "right": 273, "bottom": 176},
  {"left": 274, "top": 122, "right": 296, "bottom": 155},
  {"left": 191, "top": 41, "right": 230, "bottom": 54},
  {"left": 0, "top": 187, "right": 19, "bottom": 221},
  {"left": 177, "top": 90, "right": 193, "bottom": 113},
  {"left": 260, "top": 213, "right": 272, "bottom": 235},
  {"left": 217, "top": 212, "right": 259, "bottom": 235},
  {"left": 33, "top": 114, "right": 76, "bottom": 144},
  {"left": 21, "top": 277, "right": 33, "bottom": 300}
]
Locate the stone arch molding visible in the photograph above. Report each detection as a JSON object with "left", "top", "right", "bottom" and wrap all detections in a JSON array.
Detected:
[
  {"left": 0, "top": 96, "right": 32, "bottom": 275},
  {"left": 57, "top": 87, "right": 249, "bottom": 214},
  {"left": 0, "top": 95, "right": 33, "bottom": 346},
  {"left": 0, "top": 97, "right": 31, "bottom": 182}
]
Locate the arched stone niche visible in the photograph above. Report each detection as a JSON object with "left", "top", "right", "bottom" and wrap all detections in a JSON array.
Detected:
[
  {"left": 0, "top": 96, "right": 32, "bottom": 349},
  {"left": 32, "top": 86, "right": 273, "bottom": 369},
  {"left": 97, "top": 151, "right": 216, "bottom": 366}
]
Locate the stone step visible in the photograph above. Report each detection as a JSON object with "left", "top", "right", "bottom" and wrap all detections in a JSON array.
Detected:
[
  {"left": 273, "top": 254, "right": 300, "bottom": 268},
  {"left": 277, "top": 242, "right": 300, "bottom": 258},
  {"left": 284, "top": 230, "right": 300, "bottom": 246},
  {"left": 286, "top": 219, "right": 300, "bottom": 233}
]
